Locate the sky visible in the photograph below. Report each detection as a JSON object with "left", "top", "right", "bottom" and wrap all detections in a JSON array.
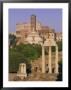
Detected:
[{"left": 9, "top": 9, "right": 62, "bottom": 32}]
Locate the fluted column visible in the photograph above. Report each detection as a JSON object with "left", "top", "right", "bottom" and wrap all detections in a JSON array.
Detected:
[
  {"left": 55, "top": 45, "right": 59, "bottom": 74},
  {"left": 48, "top": 46, "right": 52, "bottom": 73},
  {"left": 42, "top": 45, "right": 45, "bottom": 73}
]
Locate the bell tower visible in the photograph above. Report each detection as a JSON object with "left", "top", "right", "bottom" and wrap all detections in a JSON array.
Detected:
[{"left": 31, "top": 15, "right": 36, "bottom": 31}]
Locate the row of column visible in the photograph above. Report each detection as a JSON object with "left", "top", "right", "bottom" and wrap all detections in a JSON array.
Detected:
[{"left": 42, "top": 45, "right": 58, "bottom": 74}]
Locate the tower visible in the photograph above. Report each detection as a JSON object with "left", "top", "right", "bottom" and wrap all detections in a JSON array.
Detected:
[{"left": 31, "top": 15, "right": 36, "bottom": 31}]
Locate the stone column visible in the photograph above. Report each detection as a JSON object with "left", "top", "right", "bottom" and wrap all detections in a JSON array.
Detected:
[
  {"left": 19, "top": 64, "right": 25, "bottom": 74},
  {"left": 19, "top": 64, "right": 21, "bottom": 72},
  {"left": 42, "top": 45, "right": 45, "bottom": 73},
  {"left": 48, "top": 46, "right": 52, "bottom": 73},
  {"left": 20, "top": 64, "right": 24, "bottom": 73},
  {"left": 23, "top": 64, "right": 26, "bottom": 74},
  {"left": 55, "top": 45, "right": 59, "bottom": 74},
  {"left": 17, "top": 63, "right": 27, "bottom": 79}
]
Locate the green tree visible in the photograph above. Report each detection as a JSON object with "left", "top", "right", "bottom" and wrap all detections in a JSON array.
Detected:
[
  {"left": 56, "top": 60, "right": 62, "bottom": 81},
  {"left": 16, "top": 44, "right": 42, "bottom": 61},
  {"left": 57, "top": 41, "right": 62, "bottom": 51},
  {"left": 9, "top": 34, "right": 17, "bottom": 48},
  {"left": 9, "top": 44, "right": 42, "bottom": 73},
  {"left": 9, "top": 48, "right": 27, "bottom": 73}
]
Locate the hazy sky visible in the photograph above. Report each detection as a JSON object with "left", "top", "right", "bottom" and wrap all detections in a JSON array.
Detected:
[{"left": 9, "top": 9, "right": 62, "bottom": 32}]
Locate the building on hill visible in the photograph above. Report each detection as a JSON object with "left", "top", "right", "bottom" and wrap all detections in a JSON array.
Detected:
[{"left": 15, "top": 15, "right": 61, "bottom": 45}]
